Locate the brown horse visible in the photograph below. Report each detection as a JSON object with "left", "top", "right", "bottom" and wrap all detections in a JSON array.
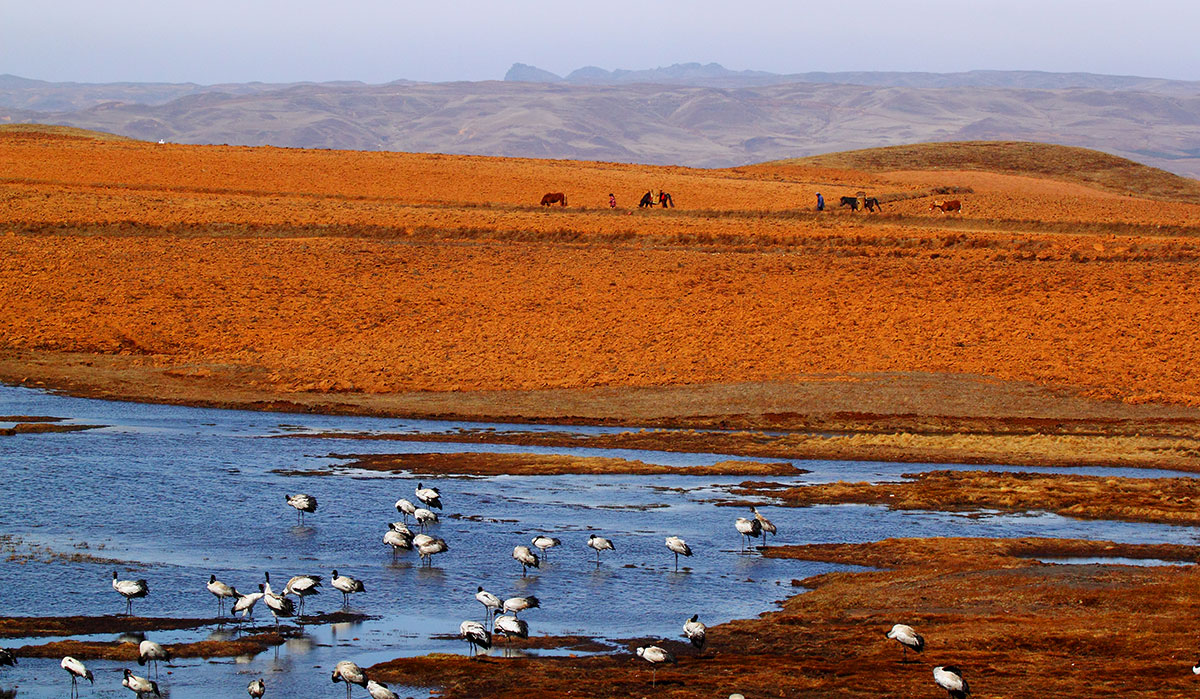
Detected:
[{"left": 540, "top": 192, "right": 567, "bottom": 207}]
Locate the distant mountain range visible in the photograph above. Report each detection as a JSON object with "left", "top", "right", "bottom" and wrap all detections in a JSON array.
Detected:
[{"left": 2, "top": 64, "right": 1199, "bottom": 177}]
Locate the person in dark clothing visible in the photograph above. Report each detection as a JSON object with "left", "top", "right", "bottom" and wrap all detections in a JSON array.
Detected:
[
  {"left": 816, "top": 192, "right": 825, "bottom": 211},
  {"left": 639, "top": 191, "right": 655, "bottom": 208},
  {"left": 659, "top": 191, "right": 674, "bottom": 208},
  {"left": 609, "top": 193, "right": 617, "bottom": 208}
]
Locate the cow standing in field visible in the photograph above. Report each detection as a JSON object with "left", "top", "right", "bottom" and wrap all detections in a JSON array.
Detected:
[
  {"left": 839, "top": 196, "right": 860, "bottom": 211},
  {"left": 540, "top": 192, "right": 567, "bottom": 206},
  {"left": 930, "top": 199, "right": 962, "bottom": 213},
  {"left": 863, "top": 197, "right": 883, "bottom": 212}
]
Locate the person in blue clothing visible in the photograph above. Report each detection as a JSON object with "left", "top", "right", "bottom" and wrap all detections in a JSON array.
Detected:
[{"left": 816, "top": 192, "right": 825, "bottom": 211}]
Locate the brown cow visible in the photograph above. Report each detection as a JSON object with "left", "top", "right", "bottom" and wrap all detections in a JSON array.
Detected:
[
  {"left": 930, "top": 199, "right": 961, "bottom": 213},
  {"left": 540, "top": 192, "right": 567, "bottom": 206}
]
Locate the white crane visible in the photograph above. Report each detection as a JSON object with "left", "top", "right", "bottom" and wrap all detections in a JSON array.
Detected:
[
  {"left": 476, "top": 586, "right": 502, "bottom": 622},
  {"left": 283, "top": 574, "right": 322, "bottom": 616},
  {"left": 636, "top": 645, "right": 676, "bottom": 686},
  {"left": 112, "top": 571, "right": 149, "bottom": 616},
  {"left": 414, "top": 507, "right": 439, "bottom": 530},
  {"left": 417, "top": 537, "right": 449, "bottom": 567},
  {"left": 122, "top": 667, "right": 161, "bottom": 697},
  {"left": 735, "top": 517, "right": 761, "bottom": 551},
  {"left": 751, "top": 506, "right": 777, "bottom": 546},
  {"left": 502, "top": 595, "right": 540, "bottom": 616},
  {"left": 587, "top": 534, "right": 615, "bottom": 566},
  {"left": 933, "top": 665, "right": 971, "bottom": 699},
  {"left": 683, "top": 614, "right": 707, "bottom": 651},
  {"left": 137, "top": 640, "right": 170, "bottom": 679},
  {"left": 366, "top": 679, "right": 399, "bottom": 699},
  {"left": 665, "top": 536, "right": 693, "bottom": 571},
  {"left": 459, "top": 620, "right": 491, "bottom": 657},
  {"left": 383, "top": 523, "right": 413, "bottom": 558},
  {"left": 60, "top": 656, "right": 94, "bottom": 698},
  {"left": 247, "top": 677, "right": 265, "bottom": 698},
  {"left": 531, "top": 535, "right": 561, "bottom": 560},
  {"left": 207, "top": 574, "right": 241, "bottom": 616},
  {"left": 261, "top": 573, "right": 297, "bottom": 628},
  {"left": 331, "top": 660, "right": 368, "bottom": 699},
  {"left": 331, "top": 570, "right": 365, "bottom": 607},
  {"left": 513, "top": 545, "right": 540, "bottom": 577},
  {"left": 414, "top": 482, "right": 442, "bottom": 509},
  {"left": 886, "top": 623, "right": 925, "bottom": 662},
  {"left": 233, "top": 583, "right": 265, "bottom": 619},
  {"left": 394, "top": 498, "right": 417, "bottom": 523},
  {"left": 285, "top": 493, "right": 317, "bottom": 524},
  {"left": 493, "top": 614, "right": 528, "bottom": 656}
]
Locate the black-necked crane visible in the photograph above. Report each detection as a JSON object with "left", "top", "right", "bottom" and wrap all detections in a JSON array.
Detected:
[
  {"left": 122, "top": 667, "right": 161, "bottom": 697},
  {"left": 1194, "top": 660, "right": 1200, "bottom": 675},
  {"left": 751, "top": 506, "right": 777, "bottom": 546},
  {"left": 665, "top": 536, "right": 693, "bottom": 571},
  {"left": 493, "top": 614, "right": 528, "bottom": 656},
  {"left": 112, "top": 571, "right": 149, "bottom": 616},
  {"left": 502, "top": 595, "right": 539, "bottom": 616},
  {"left": 61, "top": 656, "right": 93, "bottom": 698},
  {"left": 459, "top": 620, "right": 491, "bottom": 657},
  {"left": 384, "top": 523, "right": 414, "bottom": 558},
  {"left": 414, "top": 482, "right": 442, "bottom": 510},
  {"left": 137, "top": 640, "right": 170, "bottom": 679},
  {"left": 531, "top": 535, "right": 561, "bottom": 560},
  {"left": 886, "top": 623, "right": 925, "bottom": 662},
  {"left": 331, "top": 660, "right": 368, "bottom": 699},
  {"left": 261, "top": 573, "right": 296, "bottom": 628},
  {"left": 331, "top": 570, "right": 365, "bottom": 607},
  {"left": 587, "top": 534, "right": 615, "bottom": 566},
  {"left": 366, "top": 679, "right": 399, "bottom": 699},
  {"left": 513, "top": 545, "right": 540, "bottom": 576},
  {"left": 247, "top": 677, "right": 265, "bottom": 698},
  {"left": 414, "top": 507, "right": 439, "bottom": 530},
  {"left": 233, "top": 583, "right": 265, "bottom": 619},
  {"left": 394, "top": 498, "right": 417, "bottom": 523},
  {"left": 417, "top": 537, "right": 448, "bottom": 567},
  {"left": 933, "top": 665, "right": 971, "bottom": 699},
  {"left": 476, "top": 586, "right": 502, "bottom": 623},
  {"left": 735, "top": 517, "right": 761, "bottom": 552},
  {"left": 285, "top": 493, "right": 317, "bottom": 524},
  {"left": 683, "top": 614, "right": 707, "bottom": 651},
  {"left": 0, "top": 648, "right": 14, "bottom": 666},
  {"left": 207, "top": 574, "right": 240, "bottom": 616},
  {"left": 412, "top": 532, "right": 435, "bottom": 548},
  {"left": 283, "top": 574, "right": 321, "bottom": 616},
  {"left": 635, "top": 645, "right": 676, "bottom": 686}
]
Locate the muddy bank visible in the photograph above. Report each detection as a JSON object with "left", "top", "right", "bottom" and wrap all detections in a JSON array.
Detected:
[
  {"left": 333, "top": 452, "right": 803, "bottom": 477},
  {"left": 0, "top": 422, "right": 102, "bottom": 436},
  {"left": 368, "top": 537, "right": 1200, "bottom": 698},
  {"left": 290, "top": 419, "right": 1200, "bottom": 474},
  {"left": 431, "top": 633, "right": 612, "bottom": 653},
  {"left": 0, "top": 611, "right": 369, "bottom": 638},
  {"left": 14, "top": 632, "right": 284, "bottom": 660},
  {"left": 734, "top": 470, "right": 1200, "bottom": 526}
]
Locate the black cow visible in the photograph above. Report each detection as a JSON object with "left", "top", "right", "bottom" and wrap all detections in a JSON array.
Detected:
[
  {"left": 863, "top": 197, "right": 883, "bottom": 212},
  {"left": 838, "top": 196, "right": 860, "bottom": 211}
]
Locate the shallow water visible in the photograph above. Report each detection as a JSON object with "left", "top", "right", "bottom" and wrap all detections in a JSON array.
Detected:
[{"left": 0, "top": 385, "right": 1196, "bottom": 698}]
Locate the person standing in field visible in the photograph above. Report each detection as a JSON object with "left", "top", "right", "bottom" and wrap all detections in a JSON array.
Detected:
[
  {"left": 609, "top": 193, "right": 617, "bottom": 208},
  {"left": 816, "top": 192, "right": 825, "bottom": 211},
  {"left": 659, "top": 191, "right": 674, "bottom": 208}
]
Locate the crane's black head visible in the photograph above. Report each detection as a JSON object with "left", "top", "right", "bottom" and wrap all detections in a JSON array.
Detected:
[
  {"left": 689, "top": 614, "right": 699, "bottom": 622},
  {"left": 209, "top": 574, "right": 216, "bottom": 583}
]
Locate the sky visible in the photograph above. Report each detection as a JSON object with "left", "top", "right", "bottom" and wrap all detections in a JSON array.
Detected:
[{"left": 3, "top": 0, "right": 1198, "bottom": 85}]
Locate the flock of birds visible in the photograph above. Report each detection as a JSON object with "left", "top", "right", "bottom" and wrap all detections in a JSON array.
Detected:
[{"left": 0, "top": 480, "right": 979, "bottom": 698}]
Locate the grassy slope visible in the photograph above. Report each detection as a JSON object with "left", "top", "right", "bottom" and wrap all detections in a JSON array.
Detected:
[
  {"left": 772, "top": 141, "right": 1200, "bottom": 203},
  {"left": 0, "top": 123, "right": 138, "bottom": 142}
]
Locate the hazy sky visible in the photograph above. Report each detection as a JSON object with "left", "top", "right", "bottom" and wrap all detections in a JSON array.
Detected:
[{"left": 3, "top": 1, "right": 1197, "bottom": 84}]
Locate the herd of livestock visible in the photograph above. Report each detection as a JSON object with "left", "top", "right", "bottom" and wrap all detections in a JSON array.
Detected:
[{"left": 538, "top": 191, "right": 963, "bottom": 214}]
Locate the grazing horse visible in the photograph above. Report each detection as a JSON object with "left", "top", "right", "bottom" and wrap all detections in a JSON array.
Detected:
[
  {"left": 540, "top": 192, "right": 567, "bottom": 207},
  {"left": 838, "top": 196, "right": 860, "bottom": 211},
  {"left": 863, "top": 197, "right": 883, "bottom": 212},
  {"left": 930, "top": 199, "right": 962, "bottom": 213}
]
